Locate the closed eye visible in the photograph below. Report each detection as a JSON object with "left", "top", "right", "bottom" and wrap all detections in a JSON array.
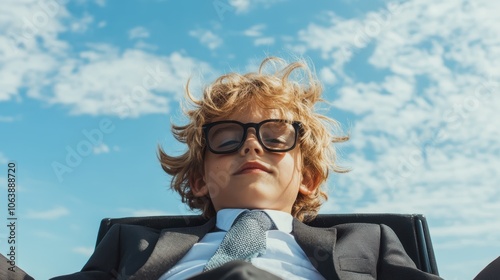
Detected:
[
  {"left": 218, "top": 139, "right": 240, "bottom": 148},
  {"left": 264, "top": 138, "right": 286, "bottom": 144}
]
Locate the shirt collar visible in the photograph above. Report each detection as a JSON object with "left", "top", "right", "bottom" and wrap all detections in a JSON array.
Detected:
[{"left": 215, "top": 208, "right": 293, "bottom": 233}]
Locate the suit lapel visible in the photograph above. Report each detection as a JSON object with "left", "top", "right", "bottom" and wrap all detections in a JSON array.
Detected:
[
  {"left": 292, "top": 219, "right": 340, "bottom": 280},
  {"left": 130, "top": 218, "right": 215, "bottom": 280}
]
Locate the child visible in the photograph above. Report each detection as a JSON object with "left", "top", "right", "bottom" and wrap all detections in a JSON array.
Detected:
[{"left": 52, "top": 57, "right": 442, "bottom": 279}]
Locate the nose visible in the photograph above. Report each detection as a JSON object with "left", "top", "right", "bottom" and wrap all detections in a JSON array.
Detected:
[{"left": 239, "top": 129, "right": 264, "bottom": 155}]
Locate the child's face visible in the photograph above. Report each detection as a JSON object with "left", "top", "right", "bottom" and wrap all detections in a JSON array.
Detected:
[{"left": 193, "top": 106, "right": 312, "bottom": 214}]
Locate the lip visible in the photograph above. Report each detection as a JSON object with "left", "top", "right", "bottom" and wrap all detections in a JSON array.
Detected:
[{"left": 234, "top": 161, "right": 271, "bottom": 175}]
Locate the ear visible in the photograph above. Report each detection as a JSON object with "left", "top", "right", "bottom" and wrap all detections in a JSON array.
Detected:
[
  {"left": 299, "top": 169, "right": 316, "bottom": 195},
  {"left": 191, "top": 176, "right": 209, "bottom": 197}
]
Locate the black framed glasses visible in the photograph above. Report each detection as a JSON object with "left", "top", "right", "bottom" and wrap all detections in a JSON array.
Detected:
[{"left": 202, "top": 119, "right": 302, "bottom": 154}]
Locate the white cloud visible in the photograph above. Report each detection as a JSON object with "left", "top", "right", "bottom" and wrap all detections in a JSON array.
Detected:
[
  {"left": 242, "top": 25, "right": 274, "bottom": 46},
  {"left": 189, "top": 29, "right": 223, "bottom": 50},
  {"left": 50, "top": 46, "right": 213, "bottom": 118},
  {"left": 0, "top": 1, "right": 215, "bottom": 119},
  {"left": 26, "top": 206, "right": 70, "bottom": 220},
  {"left": 93, "top": 143, "right": 110, "bottom": 154},
  {"left": 134, "top": 40, "right": 158, "bottom": 51},
  {"left": 228, "top": 0, "right": 251, "bottom": 13},
  {"left": 228, "top": 0, "right": 285, "bottom": 14},
  {"left": 72, "top": 246, "right": 94, "bottom": 257},
  {"left": 70, "top": 13, "right": 93, "bottom": 33},
  {"left": 92, "top": 144, "right": 119, "bottom": 154},
  {"left": 0, "top": 0, "right": 70, "bottom": 102},
  {"left": 297, "top": 4, "right": 406, "bottom": 80},
  {"left": 97, "top": 20, "right": 106, "bottom": 28},
  {"left": 128, "top": 26, "right": 150, "bottom": 40},
  {"left": 254, "top": 37, "right": 274, "bottom": 46},
  {"left": 119, "top": 207, "right": 170, "bottom": 217},
  {"left": 298, "top": 0, "right": 500, "bottom": 252},
  {"left": 243, "top": 24, "right": 266, "bottom": 37},
  {"left": 0, "top": 115, "right": 20, "bottom": 122},
  {"left": 95, "top": 0, "right": 106, "bottom": 7},
  {"left": 319, "top": 67, "right": 337, "bottom": 85},
  {"left": 0, "top": 152, "right": 7, "bottom": 165}
]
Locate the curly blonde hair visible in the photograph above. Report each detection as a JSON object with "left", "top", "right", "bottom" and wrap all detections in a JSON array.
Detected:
[{"left": 158, "top": 57, "right": 348, "bottom": 222}]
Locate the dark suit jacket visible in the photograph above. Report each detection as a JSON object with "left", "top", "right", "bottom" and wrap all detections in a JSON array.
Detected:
[{"left": 52, "top": 219, "right": 443, "bottom": 280}]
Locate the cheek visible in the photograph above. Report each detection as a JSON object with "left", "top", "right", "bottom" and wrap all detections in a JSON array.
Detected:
[
  {"left": 204, "top": 157, "right": 232, "bottom": 188},
  {"left": 279, "top": 153, "right": 303, "bottom": 183},
  {"left": 212, "top": 173, "right": 232, "bottom": 189}
]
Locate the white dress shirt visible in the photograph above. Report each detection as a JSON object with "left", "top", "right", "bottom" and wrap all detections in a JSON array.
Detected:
[{"left": 159, "top": 209, "right": 325, "bottom": 280}]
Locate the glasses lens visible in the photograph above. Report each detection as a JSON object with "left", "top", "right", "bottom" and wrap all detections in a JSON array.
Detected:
[
  {"left": 260, "top": 121, "right": 296, "bottom": 151},
  {"left": 207, "top": 123, "right": 244, "bottom": 152}
]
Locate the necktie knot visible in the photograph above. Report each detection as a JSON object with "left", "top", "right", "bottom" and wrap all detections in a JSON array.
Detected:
[
  {"left": 204, "top": 211, "right": 275, "bottom": 271},
  {"left": 233, "top": 210, "right": 274, "bottom": 232}
]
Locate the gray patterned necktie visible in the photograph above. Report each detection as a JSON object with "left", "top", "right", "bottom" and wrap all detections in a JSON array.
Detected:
[{"left": 203, "top": 211, "right": 275, "bottom": 271}]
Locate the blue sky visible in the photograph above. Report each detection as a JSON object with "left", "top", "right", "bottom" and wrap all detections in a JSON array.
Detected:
[{"left": 1, "top": 0, "right": 499, "bottom": 279}]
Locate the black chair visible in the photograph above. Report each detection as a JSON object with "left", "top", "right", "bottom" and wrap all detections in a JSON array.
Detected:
[{"left": 96, "top": 213, "right": 440, "bottom": 276}]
